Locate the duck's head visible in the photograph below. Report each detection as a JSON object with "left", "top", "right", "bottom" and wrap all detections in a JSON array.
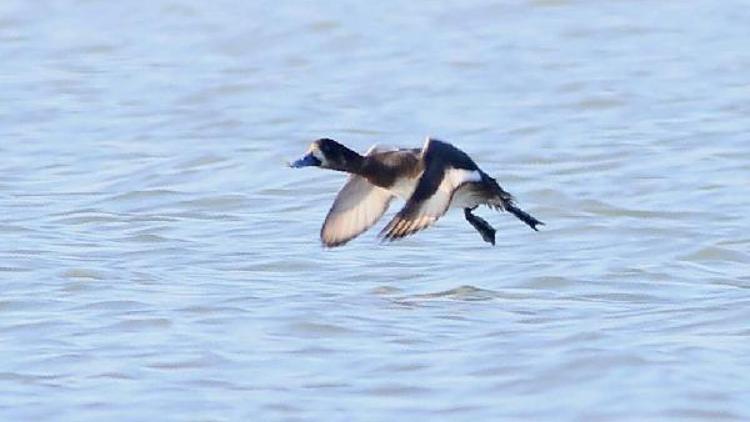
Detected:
[{"left": 289, "top": 138, "right": 358, "bottom": 171}]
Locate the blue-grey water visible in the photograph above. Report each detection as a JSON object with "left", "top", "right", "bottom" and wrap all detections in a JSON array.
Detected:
[{"left": 2, "top": 0, "right": 750, "bottom": 420}]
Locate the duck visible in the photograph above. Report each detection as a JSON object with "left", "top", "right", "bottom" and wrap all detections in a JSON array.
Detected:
[{"left": 289, "top": 137, "right": 543, "bottom": 247}]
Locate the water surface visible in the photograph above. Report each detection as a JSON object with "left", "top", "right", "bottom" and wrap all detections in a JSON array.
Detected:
[{"left": 1, "top": 0, "right": 750, "bottom": 420}]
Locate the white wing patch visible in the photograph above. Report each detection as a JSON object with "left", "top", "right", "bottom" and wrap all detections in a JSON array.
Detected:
[{"left": 380, "top": 168, "right": 480, "bottom": 240}]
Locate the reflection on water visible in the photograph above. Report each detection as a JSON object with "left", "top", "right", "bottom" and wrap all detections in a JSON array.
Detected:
[{"left": 2, "top": 0, "right": 750, "bottom": 420}]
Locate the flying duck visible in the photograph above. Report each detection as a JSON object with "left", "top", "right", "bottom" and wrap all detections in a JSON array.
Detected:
[{"left": 290, "top": 137, "right": 543, "bottom": 247}]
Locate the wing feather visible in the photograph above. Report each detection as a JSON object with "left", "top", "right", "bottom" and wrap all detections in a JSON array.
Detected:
[
  {"left": 320, "top": 146, "right": 394, "bottom": 247},
  {"left": 379, "top": 139, "right": 481, "bottom": 241}
]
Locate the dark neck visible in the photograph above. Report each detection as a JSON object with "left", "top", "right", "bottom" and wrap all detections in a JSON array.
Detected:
[
  {"left": 333, "top": 147, "right": 398, "bottom": 188},
  {"left": 333, "top": 146, "right": 365, "bottom": 174}
]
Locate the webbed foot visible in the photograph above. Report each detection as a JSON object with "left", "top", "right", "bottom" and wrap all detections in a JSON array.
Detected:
[{"left": 464, "top": 208, "right": 496, "bottom": 245}]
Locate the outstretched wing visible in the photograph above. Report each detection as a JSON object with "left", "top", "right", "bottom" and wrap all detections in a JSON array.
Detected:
[
  {"left": 379, "top": 139, "right": 481, "bottom": 241},
  {"left": 320, "top": 146, "right": 394, "bottom": 247}
]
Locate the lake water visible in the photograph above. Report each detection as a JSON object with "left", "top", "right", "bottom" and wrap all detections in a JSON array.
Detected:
[{"left": 2, "top": 0, "right": 749, "bottom": 420}]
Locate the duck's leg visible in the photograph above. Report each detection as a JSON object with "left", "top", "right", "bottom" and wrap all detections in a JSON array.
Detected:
[{"left": 464, "top": 207, "right": 496, "bottom": 245}]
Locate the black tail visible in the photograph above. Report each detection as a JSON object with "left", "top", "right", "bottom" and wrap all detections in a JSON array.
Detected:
[{"left": 505, "top": 204, "right": 544, "bottom": 231}]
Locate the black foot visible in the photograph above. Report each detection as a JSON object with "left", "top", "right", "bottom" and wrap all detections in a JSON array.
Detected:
[
  {"left": 464, "top": 208, "right": 496, "bottom": 245},
  {"left": 505, "top": 204, "right": 544, "bottom": 231}
]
